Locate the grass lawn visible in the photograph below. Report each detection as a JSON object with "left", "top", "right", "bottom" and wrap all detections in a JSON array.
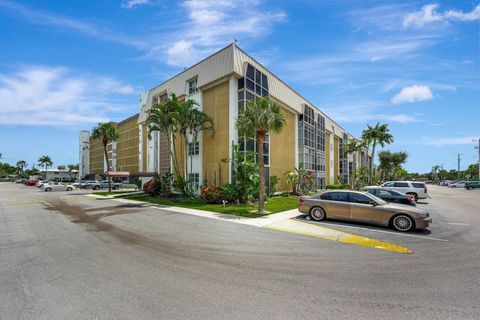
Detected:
[
  {"left": 93, "top": 190, "right": 139, "bottom": 196},
  {"left": 129, "top": 196, "right": 298, "bottom": 218}
]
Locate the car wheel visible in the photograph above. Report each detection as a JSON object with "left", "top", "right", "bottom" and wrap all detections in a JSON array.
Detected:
[
  {"left": 113, "top": 185, "right": 120, "bottom": 190},
  {"left": 45, "top": 188, "right": 52, "bottom": 192},
  {"left": 309, "top": 207, "right": 326, "bottom": 221},
  {"left": 407, "top": 192, "right": 418, "bottom": 202},
  {"left": 391, "top": 214, "right": 414, "bottom": 232},
  {"left": 66, "top": 187, "right": 72, "bottom": 191},
  {"left": 452, "top": 185, "right": 456, "bottom": 188},
  {"left": 93, "top": 186, "right": 100, "bottom": 190}
]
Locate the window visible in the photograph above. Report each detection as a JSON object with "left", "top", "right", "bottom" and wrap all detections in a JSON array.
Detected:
[
  {"left": 321, "top": 192, "right": 348, "bottom": 202},
  {"left": 412, "top": 183, "right": 425, "bottom": 188},
  {"left": 188, "top": 141, "right": 199, "bottom": 156},
  {"left": 188, "top": 78, "right": 198, "bottom": 95},
  {"left": 349, "top": 193, "right": 372, "bottom": 204},
  {"left": 377, "top": 190, "right": 392, "bottom": 197},
  {"left": 393, "top": 182, "right": 409, "bottom": 188},
  {"left": 188, "top": 173, "right": 200, "bottom": 191},
  {"left": 383, "top": 182, "right": 394, "bottom": 187}
]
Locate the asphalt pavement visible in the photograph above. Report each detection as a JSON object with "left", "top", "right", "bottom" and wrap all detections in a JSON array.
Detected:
[{"left": 1, "top": 183, "right": 479, "bottom": 319}]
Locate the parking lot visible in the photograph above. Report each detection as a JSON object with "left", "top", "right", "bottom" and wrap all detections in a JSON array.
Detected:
[
  {"left": 1, "top": 182, "right": 479, "bottom": 319},
  {"left": 298, "top": 184, "right": 480, "bottom": 251}
]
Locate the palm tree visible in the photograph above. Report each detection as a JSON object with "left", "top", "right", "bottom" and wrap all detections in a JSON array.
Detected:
[
  {"left": 361, "top": 122, "right": 394, "bottom": 185},
  {"left": 174, "top": 97, "right": 201, "bottom": 180},
  {"left": 38, "top": 155, "right": 53, "bottom": 171},
  {"left": 147, "top": 96, "right": 181, "bottom": 176},
  {"left": 91, "top": 122, "right": 119, "bottom": 192},
  {"left": 237, "top": 97, "right": 286, "bottom": 214},
  {"left": 341, "top": 139, "right": 365, "bottom": 187},
  {"left": 185, "top": 109, "right": 214, "bottom": 189},
  {"left": 16, "top": 160, "right": 27, "bottom": 172},
  {"left": 391, "top": 151, "right": 408, "bottom": 180}
]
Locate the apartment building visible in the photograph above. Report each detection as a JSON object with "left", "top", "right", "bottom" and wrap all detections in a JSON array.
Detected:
[
  {"left": 82, "top": 114, "right": 140, "bottom": 179},
  {"left": 80, "top": 44, "right": 370, "bottom": 189}
]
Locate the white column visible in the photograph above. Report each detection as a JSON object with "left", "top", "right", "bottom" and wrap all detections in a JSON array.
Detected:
[
  {"left": 228, "top": 76, "right": 238, "bottom": 183},
  {"left": 329, "top": 134, "right": 334, "bottom": 184},
  {"left": 294, "top": 114, "right": 299, "bottom": 168},
  {"left": 138, "top": 124, "right": 143, "bottom": 172}
]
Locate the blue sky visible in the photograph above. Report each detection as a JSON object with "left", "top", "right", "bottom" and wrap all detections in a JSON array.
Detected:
[{"left": 0, "top": 0, "right": 478, "bottom": 172}]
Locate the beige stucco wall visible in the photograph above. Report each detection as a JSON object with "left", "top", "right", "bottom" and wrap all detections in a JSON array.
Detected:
[
  {"left": 116, "top": 115, "right": 139, "bottom": 173},
  {"left": 202, "top": 80, "right": 230, "bottom": 186},
  {"left": 269, "top": 103, "right": 296, "bottom": 191}
]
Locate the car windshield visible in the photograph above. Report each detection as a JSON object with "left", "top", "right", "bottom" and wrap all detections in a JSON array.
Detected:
[{"left": 366, "top": 193, "right": 387, "bottom": 205}]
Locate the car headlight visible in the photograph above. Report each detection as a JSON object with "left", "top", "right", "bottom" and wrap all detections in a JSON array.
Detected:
[{"left": 417, "top": 212, "right": 429, "bottom": 218}]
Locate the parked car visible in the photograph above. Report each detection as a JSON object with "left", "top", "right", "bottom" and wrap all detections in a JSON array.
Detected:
[
  {"left": 36, "top": 180, "right": 50, "bottom": 188},
  {"left": 79, "top": 180, "right": 100, "bottom": 189},
  {"left": 41, "top": 182, "right": 76, "bottom": 192},
  {"left": 15, "top": 179, "right": 26, "bottom": 184},
  {"left": 362, "top": 187, "right": 416, "bottom": 206},
  {"left": 299, "top": 190, "right": 431, "bottom": 232},
  {"left": 99, "top": 180, "right": 121, "bottom": 190},
  {"left": 25, "top": 179, "right": 39, "bottom": 186},
  {"left": 379, "top": 181, "right": 428, "bottom": 201},
  {"left": 465, "top": 181, "right": 480, "bottom": 190},
  {"left": 449, "top": 181, "right": 467, "bottom": 188}
]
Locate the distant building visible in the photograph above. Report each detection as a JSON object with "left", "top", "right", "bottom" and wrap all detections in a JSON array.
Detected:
[{"left": 39, "top": 169, "right": 78, "bottom": 182}]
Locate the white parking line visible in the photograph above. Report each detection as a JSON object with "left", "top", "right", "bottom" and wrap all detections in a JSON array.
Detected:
[{"left": 304, "top": 221, "right": 449, "bottom": 242}]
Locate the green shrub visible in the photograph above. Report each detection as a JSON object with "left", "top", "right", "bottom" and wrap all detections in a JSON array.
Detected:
[
  {"left": 269, "top": 176, "right": 280, "bottom": 196},
  {"left": 219, "top": 184, "right": 238, "bottom": 203},
  {"left": 201, "top": 185, "right": 221, "bottom": 204},
  {"left": 326, "top": 184, "right": 346, "bottom": 190}
]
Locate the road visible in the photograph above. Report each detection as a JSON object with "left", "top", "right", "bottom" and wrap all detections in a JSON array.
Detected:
[{"left": 1, "top": 183, "right": 479, "bottom": 319}]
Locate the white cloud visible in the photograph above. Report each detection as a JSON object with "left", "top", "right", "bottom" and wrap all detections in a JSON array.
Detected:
[
  {"left": 403, "top": 3, "right": 480, "bottom": 28},
  {"left": 122, "top": 0, "right": 149, "bottom": 9},
  {"left": 0, "top": 66, "right": 137, "bottom": 127},
  {"left": 422, "top": 136, "right": 477, "bottom": 147},
  {"left": 321, "top": 101, "right": 422, "bottom": 124},
  {"left": 151, "top": 0, "right": 287, "bottom": 67},
  {"left": 391, "top": 85, "right": 433, "bottom": 104}
]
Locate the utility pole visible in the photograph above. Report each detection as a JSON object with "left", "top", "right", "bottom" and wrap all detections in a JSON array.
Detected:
[
  {"left": 474, "top": 139, "right": 480, "bottom": 181},
  {"left": 457, "top": 154, "right": 462, "bottom": 180}
]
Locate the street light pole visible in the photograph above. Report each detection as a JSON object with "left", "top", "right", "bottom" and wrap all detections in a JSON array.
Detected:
[{"left": 474, "top": 139, "right": 480, "bottom": 180}]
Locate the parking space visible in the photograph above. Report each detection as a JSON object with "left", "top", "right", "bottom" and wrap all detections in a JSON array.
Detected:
[{"left": 296, "top": 185, "right": 480, "bottom": 251}]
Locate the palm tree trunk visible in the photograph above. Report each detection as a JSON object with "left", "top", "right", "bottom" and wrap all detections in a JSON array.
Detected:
[
  {"left": 257, "top": 134, "right": 265, "bottom": 214},
  {"left": 103, "top": 143, "right": 111, "bottom": 192},
  {"left": 369, "top": 143, "right": 376, "bottom": 185},
  {"left": 171, "top": 133, "right": 180, "bottom": 177}
]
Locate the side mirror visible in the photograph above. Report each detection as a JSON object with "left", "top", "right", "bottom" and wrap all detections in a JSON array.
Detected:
[{"left": 370, "top": 201, "right": 378, "bottom": 206}]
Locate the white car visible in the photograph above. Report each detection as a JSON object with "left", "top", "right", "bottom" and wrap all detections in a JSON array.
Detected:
[
  {"left": 380, "top": 181, "right": 428, "bottom": 201},
  {"left": 449, "top": 181, "right": 467, "bottom": 188},
  {"left": 41, "top": 182, "right": 76, "bottom": 192}
]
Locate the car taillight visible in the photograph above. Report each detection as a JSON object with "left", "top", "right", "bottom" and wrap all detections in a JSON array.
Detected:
[
  {"left": 407, "top": 197, "right": 414, "bottom": 203},
  {"left": 299, "top": 199, "right": 305, "bottom": 205}
]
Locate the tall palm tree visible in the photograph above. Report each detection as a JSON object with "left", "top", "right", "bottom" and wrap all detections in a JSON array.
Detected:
[
  {"left": 147, "top": 96, "right": 180, "bottom": 176},
  {"left": 91, "top": 122, "right": 119, "bottom": 192},
  {"left": 341, "top": 139, "right": 365, "bottom": 187},
  {"left": 237, "top": 97, "right": 286, "bottom": 214},
  {"left": 361, "top": 122, "right": 394, "bottom": 185},
  {"left": 174, "top": 97, "right": 201, "bottom": 179},
  {"left": 16, "top": 160, "right": 28, "bottom": 172},
  {"left": 431, "top": 165, "right": 441, "bottom": 182},
  {"left": 38, "top": 155, "right": 53, "bottom": 171},
  {"left": 185, "top": 109, "right": 214, "bottom": 189},
  {"left": 391, "top": 151, "right": 408, "bottom": 180}
]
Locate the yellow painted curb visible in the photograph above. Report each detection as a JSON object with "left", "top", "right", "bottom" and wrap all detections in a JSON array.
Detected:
[{"left": 266, "top": 219, "right": 412, "bottom": 254}]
